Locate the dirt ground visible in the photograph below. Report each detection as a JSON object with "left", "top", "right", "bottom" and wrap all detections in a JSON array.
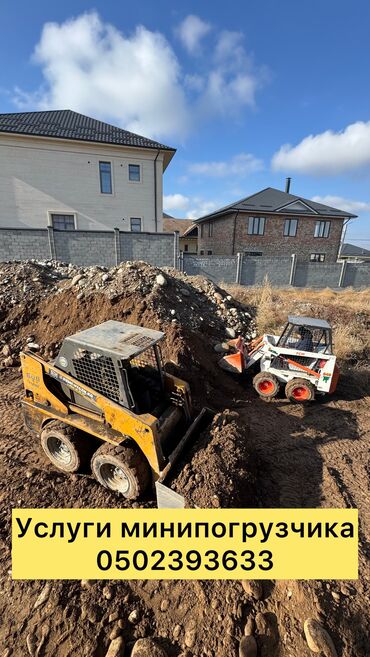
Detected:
[{"left": 0, "top": 262, "right": 369, "bottom": 657}]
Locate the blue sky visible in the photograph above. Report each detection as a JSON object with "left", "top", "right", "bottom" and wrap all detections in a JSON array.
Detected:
[{"left": 1, "top": 0, "right": 370, "bottom": 245}]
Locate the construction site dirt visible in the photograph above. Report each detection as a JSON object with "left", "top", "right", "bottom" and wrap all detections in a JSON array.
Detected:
[{"left": 0, "top": 260, "right": 369, "bottom": 657}]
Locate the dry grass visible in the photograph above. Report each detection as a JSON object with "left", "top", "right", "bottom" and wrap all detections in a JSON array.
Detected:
[{"left": 223, "top": 281, "right": 370, "bottom": 363}]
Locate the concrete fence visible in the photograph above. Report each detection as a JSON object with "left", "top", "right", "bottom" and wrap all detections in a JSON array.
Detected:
[
  {"left": 0, "top": 227, "right": 369, "bottom": 288},
  {"left": 181, "top": 253, "right": 370, "bottom": 289},
  {"left": 0, "top": 226, "right": 178, "bottom": 269}
]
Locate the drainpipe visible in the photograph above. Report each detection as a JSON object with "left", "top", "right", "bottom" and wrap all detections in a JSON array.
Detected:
[
  {"left": 231, "top": 210, "right": 240, "bottom": 255},
  {"left": 339, "top": 217, "right": 351, "bottom": 260},
  {"left": 154, "top": 149, "right": 160, "bottom": 232}
]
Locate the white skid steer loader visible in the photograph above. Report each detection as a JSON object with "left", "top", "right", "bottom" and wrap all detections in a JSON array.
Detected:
[{"left": 219, "top": 316, "right": 340, "bottom": 402}]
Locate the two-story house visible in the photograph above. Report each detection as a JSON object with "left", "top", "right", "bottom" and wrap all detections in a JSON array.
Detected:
[
  {"left": 0, "top": 110, "right": 175, "bottom": 232},
  {"left": 195, "top": 187, "right": 356, "bottom": 262}
]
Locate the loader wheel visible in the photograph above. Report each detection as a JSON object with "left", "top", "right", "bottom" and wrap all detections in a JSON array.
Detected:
[
  {"left": 40, "top": 421, "right": 90, "bottom": 473},
  {"left": 91, "top": 441, "right": 150, "bottom": 500},
  {"left": 285, "top": 378, "right": 315, "bottom": 402},
  {"left": 253, "top": 372, "right": 280, "bottom": 400}
]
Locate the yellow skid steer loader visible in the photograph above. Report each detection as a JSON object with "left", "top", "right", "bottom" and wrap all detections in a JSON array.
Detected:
[{"left": 21, "top": 321, "right": 212, "bottom": 507}]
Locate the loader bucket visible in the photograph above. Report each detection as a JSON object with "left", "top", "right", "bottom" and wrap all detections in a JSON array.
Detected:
[
  {"left": 155, "top": 407, "right": 214, "bottom": 508},
  {"left": 218, "top": 351, "right": 244, "bottom": 374}
]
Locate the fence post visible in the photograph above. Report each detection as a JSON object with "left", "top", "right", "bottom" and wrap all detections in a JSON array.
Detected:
[
  {"left": 289, "top": 253, "right": 297, "bottom": 286},
  {"left": 113, "top": 228, "right": 121, "bottom": 266},
  {"left": 236, "top": 252, "right": 243, "bottom": 284},
  {"left": 338, "top": 259, "right": 347, "bottom": 288},
  {"left": 173, "top": 231, "right": 180, "bottom": 269},
  {"left": 47, "top": 226, "right": 57, "bottom": 260}
]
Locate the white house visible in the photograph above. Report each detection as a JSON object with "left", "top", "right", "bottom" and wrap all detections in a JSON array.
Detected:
[{"left": 0, "top": 110, "right": 175, "bottom": 233}]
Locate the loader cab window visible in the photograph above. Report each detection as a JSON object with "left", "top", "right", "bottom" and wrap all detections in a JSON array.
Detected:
[
  {"left": 125, "top": 345, "right": 164, "bottom": 414},
  {"left": 278, "top": 323, "right": 332, "bottom": 354}
]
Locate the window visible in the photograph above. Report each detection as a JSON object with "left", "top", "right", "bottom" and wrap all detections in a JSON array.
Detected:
[
  {"left": 208, "top": 221, "right": 213, "bottom": 237},
  {"left": 200, "top": 250, "right": 204, "bottom": 255},
  {"left": 99, "top": 161, "right": 112, "bottom": 194},
  {"left": 245, "top": 251, "right": 263, "bottom": 256},
  {"left": 51, "top": 214, "right": 75, "bottom": 230},
  {"left": 130, "top": 217, "right": 142, "bottom": 232},
  {"left": 284, "top": 218, "right": 298, "bottom": 237},
  {"left": 200, "top": 223, "right": 204, "bottom": 238},
  {"left": 129, "top": 164, "right": 141, "bottom": 182},
  {"left": 314, "top": 220, "right": 331, "bottom": 238},
  {"left": 310, "top": 253, "right": 326, "bottom": 262},
  {"left": 184, "top": 244, "right": 188, "bottom": 252},
  {"left": 207, "top": 250, "right": 213, "bottom": 255},
  {"left": 248, "top": 216, "right": 265, "bottom": 235}
]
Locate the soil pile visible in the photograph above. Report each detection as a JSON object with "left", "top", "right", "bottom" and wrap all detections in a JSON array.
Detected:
[
  {"left": 0, "top": 259, "right": 255, "bottom": 404},
  {"left": 172, "top": 410, "right": 257, "bottom": 508}
]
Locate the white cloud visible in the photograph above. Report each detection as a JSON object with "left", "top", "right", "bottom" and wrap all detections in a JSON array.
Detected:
[
  {"left": 163, "top": 194, "right": 219, "bottom": 219},
  {"left": 163, "top": 193, "right": 190, "bottom": 212},
  {"left": 14, "top": 12, "right": 190, "bottom": 140},
  {"left": 311, "top": 195, "right": 370, "bottom": 213},
  {"left": 14, "top": 12, "right": 265, "bottom": 140},
  {"left": 271, "top": 121, "right": 370, "bottom": 175},
  {"left": 189, "top": 152, "right": 263, "bottom": 177},
  {"left": 177, "top": 15, "right": 211, "bottom": 54}
]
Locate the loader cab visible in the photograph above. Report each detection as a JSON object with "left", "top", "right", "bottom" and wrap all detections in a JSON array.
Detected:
[
  {"left": 54, "top": 321, "right": 166, "bottom": 414},
  {"left": 277, "top": 316, "right": 332, "bottom": 354}
]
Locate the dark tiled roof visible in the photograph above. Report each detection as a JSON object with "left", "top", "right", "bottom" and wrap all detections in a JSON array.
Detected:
[
  {"left": 195, "top": 187, "right": 357, "bottom": 222},
  {"left": 0, "top": 110, "right": 175, "bottom": 152},
  {"left": 340, "top": 243, "right": 370, "bottom": 257}
]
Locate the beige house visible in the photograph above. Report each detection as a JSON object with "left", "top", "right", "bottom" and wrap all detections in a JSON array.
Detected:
[
  {"left": 0, "top": 110, "right": 175, "bottom": 232},
  {"left": 163, "top": 215, "right": 198, "bottom": 252}
]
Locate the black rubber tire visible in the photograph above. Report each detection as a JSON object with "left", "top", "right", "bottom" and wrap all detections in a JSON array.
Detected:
[
  {"left": 285, "top": 378, "right": 315, "bottom": 402},
  {"left": 91, "top": 441, "right": 150, "bottom": 500},
  {"left": 253, "top": 371, "right": 280, "bottom": 399},
  {"left": 40, "top": 421, "right": 91, "bottom": 473}
]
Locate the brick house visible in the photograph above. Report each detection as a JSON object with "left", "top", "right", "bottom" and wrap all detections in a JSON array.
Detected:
[{"left": 195, "top": 187, "right": 356, "bottom": 262}]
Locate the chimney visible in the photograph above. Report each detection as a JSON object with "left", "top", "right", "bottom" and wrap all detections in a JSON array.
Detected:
[{"left": 285, "top": 177, "right": 291, "bottom": 193}]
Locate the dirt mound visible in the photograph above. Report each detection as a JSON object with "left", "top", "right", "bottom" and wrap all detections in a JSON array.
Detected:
[
  {"left": 172, "top": 410, "right": 257, "bottom": 508},
  {"left": 0, "top": 260, "right": 255, "bottom": 404}
]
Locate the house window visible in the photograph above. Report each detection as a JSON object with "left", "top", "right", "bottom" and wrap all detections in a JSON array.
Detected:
[
  {"left": 51, "top": 214, "right": 75, "bottom": 230},
  {"left": 207, "top": 250, "right": 213, "bottom": 255},
  {"left": 245, "top": 251, "right": 263, "bottom": 256},
  {"left": 208, "top": 221, "right": 214, "bottom": 237},
  {"left": 130, "top": 217, "right": 142, "bottom": 232},
  {"left": 200, "top": 224, "right": 204, "bottom": 238},
  {"left": 310, "top": 253, "right": 326, "bottom": 262},
  {"left": 184, "top": 244, "right": 188, "bottom": 252},
  {"left": 129, "top": 164, "right": 141, "bottom": 181},
  {"left": 314, "top": 220, "right": 331, "bottom": 238},
  {"left": 99, "top": 161, "right": 112, "bottom": 194},
  {"left": 284, "top": 218, "right": 298, "bottom": 237},
  {"left": 248, "top": 216, "right": 265, "bottom": 235},
  {"left": 200, "top": 250, "right": 204, "bottom": 255}
]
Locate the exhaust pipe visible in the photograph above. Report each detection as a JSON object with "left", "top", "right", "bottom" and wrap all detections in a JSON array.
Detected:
[{"left": 285, "top": 177, "right": 291, "bottom": 193}]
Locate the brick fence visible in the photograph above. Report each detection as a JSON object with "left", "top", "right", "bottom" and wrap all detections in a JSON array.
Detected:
[{"left": 0, "top": 227, "right": 368, "bottom": 288}]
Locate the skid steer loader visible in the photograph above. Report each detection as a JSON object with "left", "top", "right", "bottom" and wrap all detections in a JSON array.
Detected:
[
  {"left": 219, "top": 316, "right": 339, "bottom": 402},
  {"left": 20, "top": 321, "right": 212, "bottom": 507}
]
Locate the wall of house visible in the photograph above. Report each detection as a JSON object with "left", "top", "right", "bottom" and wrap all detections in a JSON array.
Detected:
[
  {"left": 180, "top": 236, "right": 197, "bottom": 253},
  {"left": 197, "top": 212, "right": 344, "bottom": 262},
  {"left": 0, "top": 134, "right": 164, "bottom": 232}
]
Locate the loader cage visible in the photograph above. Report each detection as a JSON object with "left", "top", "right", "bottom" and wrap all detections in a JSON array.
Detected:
[
  {"left": 277, "top": 316, "right": 333, "bottom": 354},
  {"left": 55, "top": 321, "right": 166, "bottom": 414}
]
